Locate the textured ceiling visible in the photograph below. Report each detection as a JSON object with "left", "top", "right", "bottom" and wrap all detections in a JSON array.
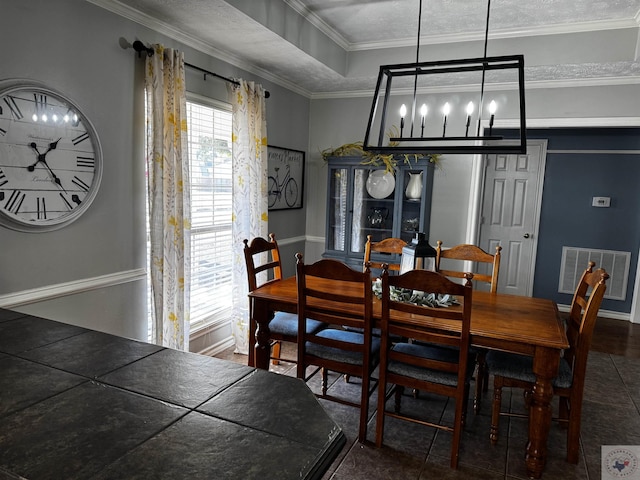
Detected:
[{"left": 91, "top": 0, "right": 640, "bottom": 97}]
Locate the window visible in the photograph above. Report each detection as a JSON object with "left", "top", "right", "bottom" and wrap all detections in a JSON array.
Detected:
[
  {"left": 147, "top": 94, "right": 234, "bottom": 338},
  {"left": 187, "top": 96, "right": 234, "bottom": 331}
]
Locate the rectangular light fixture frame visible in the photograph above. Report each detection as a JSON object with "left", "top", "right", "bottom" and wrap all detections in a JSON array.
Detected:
[{"left": 363, "top": 54, "right": 527, "bottom": 155}]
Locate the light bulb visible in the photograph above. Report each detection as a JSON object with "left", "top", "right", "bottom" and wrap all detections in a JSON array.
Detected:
[
  {"left": 41, "top": 114, "right": 48, "bottom": 122},
  {"left": 489, "top": 100, "right": 497, "bottom": 114},
  {"left": 32, "top": 113, "right": 38, "bottom": 122},
  {"left": 466, "top": 101, "right": 474, "bottom": 115},
  {"left": 52, "top": 114, "right": 58, "bottom": 122},
  {"left": 399, "top": 104, "right": 407, "bottom": 118},
  {"left": 63, "top": 114, "right": 70, "bottom": 123},
  {"left": 420, "top": 104, "right": 428, "bottom": 117},
  {"left": 442, "top": 102, "right": 451, "bottom": 116}
]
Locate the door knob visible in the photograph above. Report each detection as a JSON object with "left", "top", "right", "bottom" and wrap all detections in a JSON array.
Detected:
[{"left": 523, "top": 233, "right": 530, "bottom": 239}]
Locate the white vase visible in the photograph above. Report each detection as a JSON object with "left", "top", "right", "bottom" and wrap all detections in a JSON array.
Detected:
[{"left": 405, "top": 172, "right": 423, "bottom": 200}]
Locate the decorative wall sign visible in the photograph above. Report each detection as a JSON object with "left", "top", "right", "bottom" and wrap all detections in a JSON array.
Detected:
[{"left": 267, "top": 145, "right": 304, "bottom": 210}]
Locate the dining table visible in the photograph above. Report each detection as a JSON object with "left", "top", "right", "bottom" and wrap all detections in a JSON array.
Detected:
[{"left": 248, "top": 275, "right": 569, "bottom": 479}]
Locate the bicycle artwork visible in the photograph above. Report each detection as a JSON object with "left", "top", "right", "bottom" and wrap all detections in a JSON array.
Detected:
[{"left": 267, "top": 146, "right": 305, "bottom": 210}]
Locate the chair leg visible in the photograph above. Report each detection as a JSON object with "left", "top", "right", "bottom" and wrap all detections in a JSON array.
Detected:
[
  {"left": 321, "top": 368, "right": 328, "bottom": 396},
  {"left": 394, "top": 386, "right": 404, "bottom": 413},
  {"left": 490, "top": 376, "right": 504, "bottom": 445},
  {"left": 358, "top": 370, "right": 370, "bottom": 442},
  {"left": 566, "top": 398, "right": 582, "bottom": 464},
  {"left": 271, "top": 340, "right": 282, "bottom": 365},
  {"left": 450, "top": 398, "right": 464, "bottom": 469}
]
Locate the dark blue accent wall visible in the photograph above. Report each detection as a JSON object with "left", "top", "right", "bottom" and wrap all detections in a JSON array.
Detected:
[{"left": 496, "top": 127, "right": 640, "bottom": 313}]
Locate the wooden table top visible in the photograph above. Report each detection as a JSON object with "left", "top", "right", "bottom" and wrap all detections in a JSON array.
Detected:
[{"left": 250, "top": 276, "right": 569, "bottom": 355}]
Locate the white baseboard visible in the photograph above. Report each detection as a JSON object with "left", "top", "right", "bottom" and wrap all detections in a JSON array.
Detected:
[
  {"left": 557, "top": 304, "right": 631, "bottom": 322},
  {"left": 0, "top": 269, "right": 147, "bottom": 309}
]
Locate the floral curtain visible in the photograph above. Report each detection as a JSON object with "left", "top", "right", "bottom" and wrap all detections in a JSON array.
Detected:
[
  {"left": 228, "top": 79, "right": 268, "bottom": 354},
  {"left": 145, "top": 44, "right": 191, "bottom": 350}
]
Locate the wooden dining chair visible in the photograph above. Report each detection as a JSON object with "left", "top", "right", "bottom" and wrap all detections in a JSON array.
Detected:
[
  {"left": 363, "top": 235, "right": 407, "bottom": 273},
  {"left": 375, "top": 267, "right": 474, "bottom": 469},
  {"left": 486, "top": 261, "right": 609, "bottom": 463},
  {"left": 243, "top": 234, "right": 325, "bottom": 366},
  {"left": 436, "top": 240, "right": 502, "bottom": 414},
  {"left": 296, "top": 254, "right": 379, "bottom": 442}
]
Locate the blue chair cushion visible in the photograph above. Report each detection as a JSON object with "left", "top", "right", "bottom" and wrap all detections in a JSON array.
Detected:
[
  {"left": 269, "top": 312, "right": 325, "bottom": 337},
  {"left": 388, "top": 342, "right": 476, "bottom": 387},
  {"left": 485, "top": 350, "right": 573, "bottom": 389},
  {"left": 306, "top": 329, "right": 381, "bottom": 366}
]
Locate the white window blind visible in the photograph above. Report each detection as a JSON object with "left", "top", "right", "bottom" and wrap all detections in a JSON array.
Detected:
[
  {"left": 187, "top": 99, "right": 233, "bottom": 331},
  {"left": 147, "top": 96, "right": 233, "bottom": 338}
]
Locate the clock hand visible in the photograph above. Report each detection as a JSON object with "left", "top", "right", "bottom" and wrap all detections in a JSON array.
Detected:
[
  {"left": 40, "top": 158, "right": 67, "bottom": 192},
  {"left": 27, "top": 139, "right": 62, "bottom": 171},
  {"left": 26, "top": 141, "right": 67, "bottom": 191}
]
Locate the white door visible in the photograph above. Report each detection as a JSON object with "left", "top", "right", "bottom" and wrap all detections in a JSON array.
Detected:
[{"left": 478, "top": 140, "right": 547, "bottom": 296}]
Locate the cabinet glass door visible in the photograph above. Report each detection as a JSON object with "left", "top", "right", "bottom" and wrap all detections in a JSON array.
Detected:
[
  {"left": 327, "top": 167, "right": 348, "bottom": 252},
  {"left": 351, "top": 168, "right": 396, "bottom": 254},
  {"left": 399, "top": 169, "right": 425, "bottom": 243}
]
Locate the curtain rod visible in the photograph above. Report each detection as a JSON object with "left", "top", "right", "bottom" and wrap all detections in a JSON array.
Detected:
[{"left": 131, "top": 40, "right": 270, "bottom": 98}]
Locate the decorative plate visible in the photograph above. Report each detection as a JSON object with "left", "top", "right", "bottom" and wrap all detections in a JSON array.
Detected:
[{"left": 366, "top": 170, "right": 395, "bottom": 199}]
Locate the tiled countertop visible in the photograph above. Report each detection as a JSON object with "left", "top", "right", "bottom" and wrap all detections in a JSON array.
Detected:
[{"left": 0, "top": 309, "right": 345, "bottom": 479}]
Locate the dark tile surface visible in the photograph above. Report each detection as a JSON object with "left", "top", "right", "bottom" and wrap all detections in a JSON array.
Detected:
[
  {"left": 0, "top": 308, "right": 27, "bottom": 323},
  {"left": 98, "top": 347, "right": 254, "bottom": 408},
  {"left": 218, "top": 345, "right": 640, "bottom": 480},
  {"left": 198, "top": 368, "right": 342, "bottom": 448},
  {"left": 0, "top": 313, "right": 345, "bottom": 480},
  {"left": 19, "top": 330, "right": 164, "bottom": 377},
  {"left": 0, "top": 355, "right": 86, "bottom": 418},
  {"left": 0, "top": 315, "right": 87, "bottom": 354},
  {"left": 0, "top": 381, "right": 187, "bottom": 480},
  {"left": 92, "top": 411, "right": 331, "bottom": 480}
]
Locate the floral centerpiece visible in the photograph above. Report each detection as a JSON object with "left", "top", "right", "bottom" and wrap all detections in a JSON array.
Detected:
[{"left": 372, "top": 278, "right": 458, "bottom": 307}]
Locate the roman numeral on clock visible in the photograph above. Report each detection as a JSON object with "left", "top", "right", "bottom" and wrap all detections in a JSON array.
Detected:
[
  {"left": 0, "top": 169, "right": 7, "bottom": 187},
  {"left": 77, "top": 156, "right": 94, "bottom": 168},
  {"left": 5, "top": 190, "right": 25, "bottom": 214},
  {"left": 72, "top": 132, "right": 89, "bottom": 145},
  {"left": 0, "top": 127, "right": 6, "bottom": 136},
  {"left": 3, "top": 96, "right": 23, "bottom": 120},
  {"left": 37, "top": 197, "right": 46, "bottom": 219},
  {"left": 72, "top": 176, "right": 90, "bottom": 192},
  {"left": 34, "top": 93, "right": 47, "bottom": 114}
]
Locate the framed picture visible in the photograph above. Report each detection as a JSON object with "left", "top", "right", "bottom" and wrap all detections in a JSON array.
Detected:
[{"left": 267, "top": 145, "right": 305, "bottom": 210}]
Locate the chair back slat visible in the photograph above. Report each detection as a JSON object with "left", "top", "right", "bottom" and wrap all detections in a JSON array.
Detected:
[{"left": 436, "top": 241, "right": 501, "bottom": 293}]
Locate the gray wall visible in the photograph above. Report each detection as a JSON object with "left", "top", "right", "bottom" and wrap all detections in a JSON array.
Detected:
[{"left": 0, "top": 0, "right": 309, "bottom": 343}]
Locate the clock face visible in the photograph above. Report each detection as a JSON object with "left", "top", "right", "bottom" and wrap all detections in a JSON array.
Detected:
[{"left": 0, "top": 80, "right": 102, "bottom": 232}]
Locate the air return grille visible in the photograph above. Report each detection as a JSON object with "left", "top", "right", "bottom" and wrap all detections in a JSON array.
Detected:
[{"left": 558, "top": 246, "right": 629, "bottom": 301}]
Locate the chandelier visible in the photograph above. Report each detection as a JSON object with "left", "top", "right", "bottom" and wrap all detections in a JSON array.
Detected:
[{"left": 363, "top": 0, "right": 526, "bottom": 155}]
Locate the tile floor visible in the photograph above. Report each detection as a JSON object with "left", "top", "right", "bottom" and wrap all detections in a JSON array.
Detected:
[{"left": 215, "top": 342, "right": 640, "bottom": 479}]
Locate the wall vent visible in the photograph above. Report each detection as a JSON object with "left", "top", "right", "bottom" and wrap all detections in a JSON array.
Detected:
[{"left": 558, "top": 247, "right": 630, "bottom": 301}]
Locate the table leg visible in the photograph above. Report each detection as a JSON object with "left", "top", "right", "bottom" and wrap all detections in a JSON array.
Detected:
[
  {"left": 252, "top": 299, "right": 271, "bottom": 370},
  {"left": 526, "top": 346, "right": 560, "bottom": 479},
  {"left": 248, "top": 299, "right": 256, "bottom": 368}
]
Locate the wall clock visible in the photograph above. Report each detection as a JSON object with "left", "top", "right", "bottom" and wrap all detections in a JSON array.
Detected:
[{"left": 0, "top": 79, "right": 103, "bottom": 232}]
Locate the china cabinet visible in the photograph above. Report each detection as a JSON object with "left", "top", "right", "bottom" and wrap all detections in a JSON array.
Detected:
[{"left": 324, "top": 156, "right": 434, "bottom": 269}]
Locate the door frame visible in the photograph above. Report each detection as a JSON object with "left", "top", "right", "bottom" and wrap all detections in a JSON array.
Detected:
[{"left": 468, "top": 116, "right": 640, "bottom": 323}]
